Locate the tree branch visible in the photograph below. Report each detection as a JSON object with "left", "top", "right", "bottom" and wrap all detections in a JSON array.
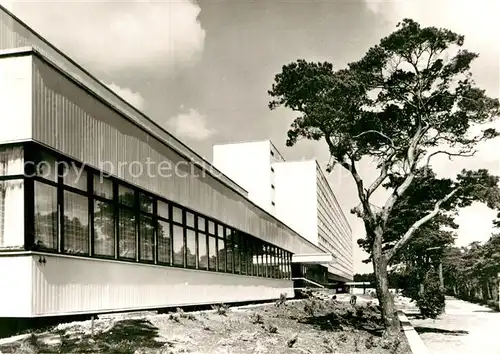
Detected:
[
  {"left": 385, "top": 187, "right": 459, "bottom": 262},
  {"left": 341, "top": 156, "right": 372, "bottom": 216},
  {"left": 425, "top": 149, "right": 477, "bottom": 169},
  {"left": 381, "top": 125, "right": 425, "bottom": 224},
  {"left": 366, "top": 151, "right": 397, "bottom": 198},
  {"left": 353, "top": 130, "right": 396, "bottom": 148},
  {"left": 324, "top": 134, "right": 374, "bottom": 221}
]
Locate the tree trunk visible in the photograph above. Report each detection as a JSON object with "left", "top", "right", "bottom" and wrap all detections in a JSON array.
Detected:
[
  {"left": 372, "top": 227, "right": 400, "bottom": 336},
  {"left": 482, "top": 282, "right": 489, "bottom": 302}
]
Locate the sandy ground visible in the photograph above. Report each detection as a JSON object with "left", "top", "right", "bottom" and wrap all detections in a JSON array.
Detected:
[{"left": 0, "top": 298, "right": 411, "bottom": 354}]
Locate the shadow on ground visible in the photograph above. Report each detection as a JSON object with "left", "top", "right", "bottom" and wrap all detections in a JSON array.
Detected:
[
  {"left": 0, "top": 319, "right": 164, "bottom": 354},
  {"left": 299, "top": 303, "right": 384, "bottom": 337},
  {"left": 414, "top": 326, "right": 468, "bottom": 336}
]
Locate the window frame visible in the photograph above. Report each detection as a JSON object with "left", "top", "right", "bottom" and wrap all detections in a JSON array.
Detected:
[{"left": 16, "top": 142, "right": 295, "bottom": 280}]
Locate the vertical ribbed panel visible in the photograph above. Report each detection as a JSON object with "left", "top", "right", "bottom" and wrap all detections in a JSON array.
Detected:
[
  {"left": 31, "top": 255, "right": 293, "bottom": 316},
  {"left": 0, "top": 6, "right": 245, "bottom": 195},
  {"left": 0, "top": 10, "right": 29, "bottom": 49}
]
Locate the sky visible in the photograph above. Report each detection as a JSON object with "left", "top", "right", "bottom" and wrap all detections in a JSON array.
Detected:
[{"left": 2, "top": 0, "right": 499, "bottom": 274}]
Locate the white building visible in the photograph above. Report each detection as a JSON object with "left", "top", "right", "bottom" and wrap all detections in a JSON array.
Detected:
[
  {"left": 213, "top": 140, "right": 284, "bottom": 215},
  {"left": 213, "top": 140, "right": 353, "bottom": 283}
]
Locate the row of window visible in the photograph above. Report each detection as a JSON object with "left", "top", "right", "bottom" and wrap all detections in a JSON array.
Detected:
[
  {"left": 317, "top": 181, "right": 351, "bottom": 236},
  {"left": 0, "top": 145, "right": 293, "bottom": 279},
  {"left": 317, "top": 191, "right": 352, "bottom": 253}
]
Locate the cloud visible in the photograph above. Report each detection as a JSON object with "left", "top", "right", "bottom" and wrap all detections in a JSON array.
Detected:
[
  {"left": 166, "top": 108, "right": 215, "bottom": 141},
  {"left": 1, "top": 0, "right": 205, "bottom": 73},
  {"left": 105, "top": 82, "right": 145, "bottom": 110}
]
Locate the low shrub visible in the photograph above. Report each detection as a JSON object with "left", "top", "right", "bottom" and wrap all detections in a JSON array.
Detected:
[
  {"left": 416, "top": 289, "right": 445, "bottom": 319},
  {"left": 249, "top": 313, "right": 264, "bottom": 324},
  {"left": 275, "top": 293, "right": 287, "bottom": 307},
  {"left": 365, "top": 335, "right": 376, "bottom": 349},
  {"left": 267, "top": 324, "right": 278, "bottom": 334},
  {"left": 338, "top": 332, "right": 348, "bottom": 343},
  {"left": 211, "top": 303, "right": 230, "bottom": 316},
  {"left": 287, "top": 334, "right": 298, "bottom": 348}
]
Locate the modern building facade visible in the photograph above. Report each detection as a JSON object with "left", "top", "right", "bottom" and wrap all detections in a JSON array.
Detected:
[
  {"left": 0, "top": 6, "right": 333, "bottom": 318},
  {"left": 213, "top": 141, "right": 353, "bottom": 284}
]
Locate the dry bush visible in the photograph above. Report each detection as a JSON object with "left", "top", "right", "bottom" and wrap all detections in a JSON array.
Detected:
[
  {"left": 275, "top": 293, "right": 288, "bottom": 308},
  {"left": 211, "top": 304, "right": 229, "bottom": 316},
  {"left": 249, "top": 313, "right": 264, "bottom": 324}
]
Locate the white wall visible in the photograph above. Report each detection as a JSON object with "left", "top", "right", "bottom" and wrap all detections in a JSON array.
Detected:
[
  {"left": 213, "top": 141, "right": 275, "bottom": 214},
  {"left": 0, "top": 256, "right": 32, "bottom": 317},
  {"left": 0, "top": 55, "right": 32, "bottom": 143},
  {"left": 274, "top": 160, "right": 318, "bottom": 245},
  {"left": 0, "top": 254, "right": 294, "bottom": 317}
]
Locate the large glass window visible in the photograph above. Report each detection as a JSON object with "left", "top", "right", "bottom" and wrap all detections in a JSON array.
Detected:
[
  {"left": 63, "top": 166, "right": 87, "bottom": 191},
  {"left": 157, "top": 220, "right": 171, "bottom": 264},
  {"left": 93, "top": 176, "right": 113, "bottom": 199},
  {"left": 186, "top": 212, "right": 195, "bottom": 228},
  {"left": 34, "top": 182, "right": 58, "bottom": 250},
  {"left": 240, "top": 236, "right": 247, "bottom": 275},
  {"left": 250, "top": 239, "right": 258, "bottom": 276},
  {"left": 268, "top": 246, "right": 274, "bottom": 278},
  {"left": 172, "top": 206, "right": 183, "bottom": 224},
  {"left": 289, "top": 253, "right": 293, "bottom": 278},
  {"left": 23, "top": 145, "right": 297, "bottom": 280},
  {"left": 186, "top": 229, "right": 197, "bottom": 268},
  {"left": 265, "top": 245, "right": 271, "bottom": 278},
  {"left": 35, "top": 151, "right": 58, "bottom": 182},
  {"left": 271, "top": 246, "right": 279, "bottom": 278},
  {"left": 158, "top": 201, "right": 169, "bottom": 219},
  {"left": 226, "top": 229, "right": 233, "bottom": 273},
  {"left": 118, "top": 185, "right": 135, "bottom": 207},
  {"left": 139, "top": 193, "right": 154, "bottom": 214},
  {"left": 0, "top": 179, "right": 24, "bottom": 248},
  {"left": 139, "top": 214, "right": 154, "bottom": 262},
  {"left": 173, "top": 225, "right": 184, "bottom": 266},
  {"left": 118, "top": 207, "right": 136, "bottom": 259},
  {"left": 93, "top": 200, "right": 115, "bottom": 257},
  {"left": 198, "top": 232, "right": 208, "bottom": 270},
  {"left": 258, "top": 244, "right": 265, "bottom": 277},
  {"left": 233, "top": 231, "right": 241, "bottom": 274},
  {"left": 208, "top": 235, "right": 217, "bottom": 271},
  {"left": 208, "top": 220, "right": 215, "bottom": 235},
  {"left": 217, "top": 236, "right": 226, "bottom": 272},
  {"left": 198, "top": 216, "right": 206, "bottom": 232},
  {"left": 277, "top": 249, "right": 284, "bottom": 279},
  {"left": 0, "top": 146, "right": 24, "bottom": 176},
  {"left": 63, "top": 191, "right": 89, "bottom": 255}
]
